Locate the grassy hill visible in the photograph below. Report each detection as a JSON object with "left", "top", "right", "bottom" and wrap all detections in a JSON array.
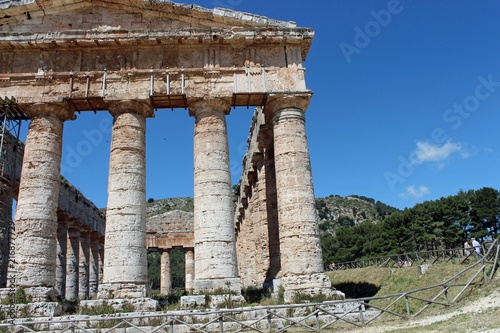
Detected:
[
  {"left": 326, "top": 261, "right": 500, "bottom": 332},
  {"left": 145, "top": 195, "right": 397, "bottom": 223},
  {"left": 146, "top": 197, "right": 194, "bottom": 217}
]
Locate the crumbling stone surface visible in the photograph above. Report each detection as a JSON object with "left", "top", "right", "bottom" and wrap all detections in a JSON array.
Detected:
[
  {"left": 80, "top": 297, "right": 158, "bottom": 312},
  {"left": 0, "top": 0, "right": 298, "bottom": 29}
]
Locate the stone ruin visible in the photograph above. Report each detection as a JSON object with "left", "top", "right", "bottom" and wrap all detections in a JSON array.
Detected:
[{"left": 0, "top": 0, "right": 339, "bottom": 308}]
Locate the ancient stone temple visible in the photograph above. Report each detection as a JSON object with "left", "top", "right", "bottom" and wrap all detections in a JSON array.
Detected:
[{"left": 0, "top": 0, "right": 333, "bottom": 303}]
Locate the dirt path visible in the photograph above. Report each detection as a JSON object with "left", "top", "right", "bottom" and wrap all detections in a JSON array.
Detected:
[{"left": 346, "top": 289, "right": 500, "bottom": 332}]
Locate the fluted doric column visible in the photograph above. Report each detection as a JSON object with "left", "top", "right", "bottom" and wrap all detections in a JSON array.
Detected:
[
  {"left": 99, "top": 239, "right": 104, "bottom": 284},
  {"left": 190, "top": 99, "right": 240, "bottom": 293},
  {"left": 261, "top": 125, "right": 282, "bottom": 286},
  {"left": 185, "top": 248, "right": 194, "bottom": 292},
  {"left": 55, "top": 218, "right": 68, "bottom": 298},
  {"left": 88, "top": 233, "right": 100, "bottom": 298},
  {"left": 98, "top": 100, "right": 153, "bottom": 299},
  {"left": 65, "top": 223, "right": 80, "bottom": 301},
  {"left": 13, "top": 103, "right": 74, "bottom": 301},
  {"left": 265, "top": 94, "right": 333, "bottom": 303},
  {"left": 160, "top": 250, "right": 171, "bottom": 295},
  {"left": 78, "top": 230, "right": 90, "bottom": 300}
]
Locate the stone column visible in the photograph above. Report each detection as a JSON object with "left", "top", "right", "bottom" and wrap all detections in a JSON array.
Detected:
[
  {"left": 55, "top": 218, "right": 68, "bottom": 298},
  {"left": 98, "top": 100, "right": 153, "bottom": 299},
  {"left": 89, "top": 233, "right": 100, "bottom": 298},
  {"left": 265, "top": 94, "right": 333, "bottom": 303},
  {"left": 185, "top": 248, "right": 194, "bottom": 292},
  {"left": 66, "top": 224, "right": 80, "bottom": 300},
  {"left": 13, "top": 103, "right": 73, "bottom": 301},
  {"left": 190, "top": 98, "right": 240, "bottom": 293},
  {"left": 262, "top": 126, "right": 281, "bottom": 285},
  {"left": 78, "top": 230, "right": 90, "bottom": 300},
  {"left": 240, "top": 185, "right": 256, "bottom": 289},
  {"left": 0, "top": 183, "right": 13, "bottom": 288},
  {"left": 160, "top": 250, "right": 171, "bottom": 295},
  {"left": 99, "top": 239, "right": 104, "bottom": 284},
  {"left": 254, "top": 155, "right": 271, "bottom": 287}
]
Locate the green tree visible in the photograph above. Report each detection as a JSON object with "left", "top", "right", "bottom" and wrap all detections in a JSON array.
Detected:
[
  {"left": 147, "top": 249, "right": 161, "bottom": 291},
  {"left": 470, "top": 187, "right": 500, "bottom": 239},
  {"left": 170, "top": 248, "right": 185, "bottom": 289},
  {"left": 440, "top": 193, "right": 470, "bottom": 248}
]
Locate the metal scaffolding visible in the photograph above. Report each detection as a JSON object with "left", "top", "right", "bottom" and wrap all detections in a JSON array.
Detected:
[
  {"left": 0, "top": 96, "right": 27, "bottom": 179},
  {"left": 0, "top": 96, "right": 27, "bottom": 288}
]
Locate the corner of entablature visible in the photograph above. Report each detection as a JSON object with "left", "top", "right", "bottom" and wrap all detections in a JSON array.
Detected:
[
  {"left": 24, "top": 103, "right": 76, "bottom": 122},
  {"left": 107, "top": 100, "right": 154, "bottom": 119}
]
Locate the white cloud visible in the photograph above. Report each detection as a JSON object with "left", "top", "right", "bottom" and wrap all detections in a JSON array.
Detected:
[
  {"left": 411, "top": 140, "right": 462, "bottom": 166},
  {"left": 401, "top": 185, "right": 430, "bottom": 199}
]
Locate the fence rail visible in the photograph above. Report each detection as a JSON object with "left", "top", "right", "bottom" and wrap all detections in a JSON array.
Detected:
[
  {"left": 0, "top": 240, "right": 498, "bottom": 333},
  {"left": 329, "top": 240, "right": 494, "bottom": 271}
]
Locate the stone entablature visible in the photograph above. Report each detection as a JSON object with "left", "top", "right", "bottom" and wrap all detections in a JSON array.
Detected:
[
  {"left": 146, "top": 210, "right": 194, "bottom": 249},
  {"left": 0, "top": 0, "right": 298, "bottom": 29},
  {"left": 0, "top": 1, "right": 312, "bottom": 109}
]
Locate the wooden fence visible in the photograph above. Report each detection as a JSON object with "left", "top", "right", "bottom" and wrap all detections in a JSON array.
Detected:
[{"left": 329, "top": 240, "right": 494, "bottom": 271}]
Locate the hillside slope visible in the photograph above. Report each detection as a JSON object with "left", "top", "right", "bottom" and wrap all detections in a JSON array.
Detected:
[{"left": 146, "top": 195, "right": 397, "bottom": 223}]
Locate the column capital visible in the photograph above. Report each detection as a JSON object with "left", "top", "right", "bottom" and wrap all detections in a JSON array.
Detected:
[
  {"left": 188, "top": 98, "right": 231, "bottom": 118},
  {"left": 108, "top": 100, "right": 154, "bottom": 119},
  {"left": 264, "top": 92, "right": 312, "bottom": 119},
  {"left": 24, "top": 103, "right": 75, "bottom": 121}
]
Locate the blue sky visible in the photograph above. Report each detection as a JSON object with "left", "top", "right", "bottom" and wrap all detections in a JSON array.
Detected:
[{"left": 19, "top": 0, "right": 500, "bottom": 210}]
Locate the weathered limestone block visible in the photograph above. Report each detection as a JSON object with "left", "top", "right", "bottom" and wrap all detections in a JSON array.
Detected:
[
  {"left": 97, "top": 283, "right": 148, "bottom": 300},
  {"left": 13, "top": 104, "right": 73, "bottom": 298},
  {"left": 191, "top": 99, "right": 240, "bottom": 293},
  {"left": 80, "top": 298, "right": 158, "bottom": 312},
  {"left": 24, "top": 287, "right": 59, "bottom": 303},
  {"left": 208, "top": 294, "right": 246, "bottom": 309},
  {"left": 0, "top": 302, "right": 62, "bottom": 318},
  {"left": 180, "top": 295, "right": 206, "bottom": 309},
  {"left": 280, "top": 274, "right": 345, "bottom": 303},
  {"left": 99, "top": 100, "right": 152, "bottom": 299}
]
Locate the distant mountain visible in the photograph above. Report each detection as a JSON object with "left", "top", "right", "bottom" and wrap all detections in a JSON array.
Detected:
[
  {"left": 145, "top": 195, "right": 398, "bottom": 232},
  {"left": 316, "top": 195, "right": 399, "bottom": 236},
  {"left": 146, "top": 197, "right": 194, "bottom": 217}
]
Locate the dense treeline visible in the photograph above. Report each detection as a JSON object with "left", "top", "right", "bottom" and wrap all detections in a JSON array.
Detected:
[{"left": 321, "top": 187, "right": 500, "bottom": 265}]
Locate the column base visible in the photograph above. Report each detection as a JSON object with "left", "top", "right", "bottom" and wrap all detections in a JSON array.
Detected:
[
  {"left": 281, "top": 273, "right": 345, "bottom": 303},
  {"left": 97, "top": 283, "right": 147, "bottom": 299},
  {"left": 193, "top": 277, "right": 241, "bottom": 294}
]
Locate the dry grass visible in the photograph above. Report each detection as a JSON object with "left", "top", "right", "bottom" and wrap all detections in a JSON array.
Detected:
[{"left": 317, "top": 260, "right": 500, "bottom": 332}]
